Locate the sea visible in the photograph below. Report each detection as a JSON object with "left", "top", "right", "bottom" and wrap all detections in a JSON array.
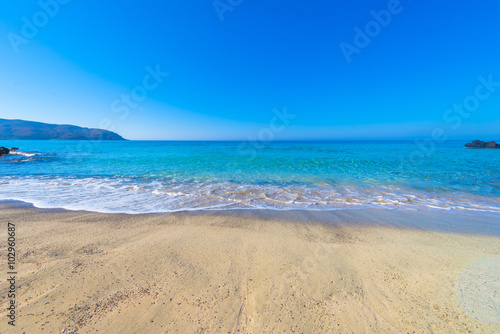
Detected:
[{"left": 0, "top": 140, "right": 499, "bottom": 216}]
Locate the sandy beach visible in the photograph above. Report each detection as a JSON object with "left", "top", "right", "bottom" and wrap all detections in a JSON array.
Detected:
[{"left": 0, "top": 203, "right": 499, "bottom": 333}]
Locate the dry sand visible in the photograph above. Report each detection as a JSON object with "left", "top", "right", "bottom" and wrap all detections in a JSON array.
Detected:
[{"left": 0, "top": 204, "right": 499, "bottom": 333}]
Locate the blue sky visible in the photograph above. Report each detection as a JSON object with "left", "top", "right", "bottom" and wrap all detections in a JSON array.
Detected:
[{"left": 1, "top": 0, "right": 499, "bottom": 140}]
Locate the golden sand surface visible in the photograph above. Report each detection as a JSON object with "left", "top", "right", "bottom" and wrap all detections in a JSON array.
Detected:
[{"left": 0, "top": 205, "right": 499, "bottom": 333}]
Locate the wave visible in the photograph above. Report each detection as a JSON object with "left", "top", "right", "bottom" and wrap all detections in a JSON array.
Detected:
[
  {"left": 0, "top": 176, "right": 498, "bottom": 216},
  {"left": 9, "top": 151, "right": 38, "bottom": 157}
]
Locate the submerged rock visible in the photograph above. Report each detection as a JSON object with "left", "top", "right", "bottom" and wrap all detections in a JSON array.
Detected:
[{"left": 464, "top": 140, "right": 500, "bottom": 148}]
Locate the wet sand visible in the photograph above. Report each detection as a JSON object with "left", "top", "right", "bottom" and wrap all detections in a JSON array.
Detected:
[{"left": 0, "top": 203, "right": 499, "bottom": 333}]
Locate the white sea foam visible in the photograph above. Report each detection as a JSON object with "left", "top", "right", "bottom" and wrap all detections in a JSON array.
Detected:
[
  {"left": 0, "top": 176, "right": 499, "bottom": 216},
  {"left": 8, "top": 151, "right": 38, "bottom": 157}
]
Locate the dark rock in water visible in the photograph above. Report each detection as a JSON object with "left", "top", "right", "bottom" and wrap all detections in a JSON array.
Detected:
[
  {"left": 0, "top": 146, "right": 10, "bottom": 155},
  {"left": 465, "top": 140, "right": 500, "bottom": 148},
  {"left": 11, "top": 147, "right": 19, "bottom": 151},
  {"left": 485, "top": 141, "right": 500, "bottom": 148},
  {"left": 465, "top": 140, "right": 486, "bottom": 148}
]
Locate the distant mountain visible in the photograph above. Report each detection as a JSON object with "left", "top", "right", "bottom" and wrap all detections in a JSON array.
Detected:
[{"left": 0, "top": 119, "right": 125, "bottom": 140}]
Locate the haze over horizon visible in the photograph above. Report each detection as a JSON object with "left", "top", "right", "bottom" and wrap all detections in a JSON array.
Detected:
[{"left": 1, "top": 0, "right": 499, "bottom": 140}]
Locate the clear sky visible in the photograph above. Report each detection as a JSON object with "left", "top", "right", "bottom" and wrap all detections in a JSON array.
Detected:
[{"left": 1, "top": 0, "right": 499, "bottom": 140}]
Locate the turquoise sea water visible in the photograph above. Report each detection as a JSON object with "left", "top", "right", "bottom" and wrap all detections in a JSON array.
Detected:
[{"left": 0, "top": 140, "right": 499, "bottom": 215}]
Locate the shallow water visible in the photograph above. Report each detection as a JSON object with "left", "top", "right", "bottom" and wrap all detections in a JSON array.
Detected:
[{"left": 0, "top": 140, "right": 499, "bottom": 215}]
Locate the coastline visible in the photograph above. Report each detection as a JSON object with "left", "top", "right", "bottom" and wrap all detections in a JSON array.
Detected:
[
  {"left": 2, "top": 199, "right": 500, "bottom": 235},
  {"left": 0, "top": 202, "right": 499, "bottom": 333},
  {"left": 2, "top": 140, "right": 499, "bottom": 217}
]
